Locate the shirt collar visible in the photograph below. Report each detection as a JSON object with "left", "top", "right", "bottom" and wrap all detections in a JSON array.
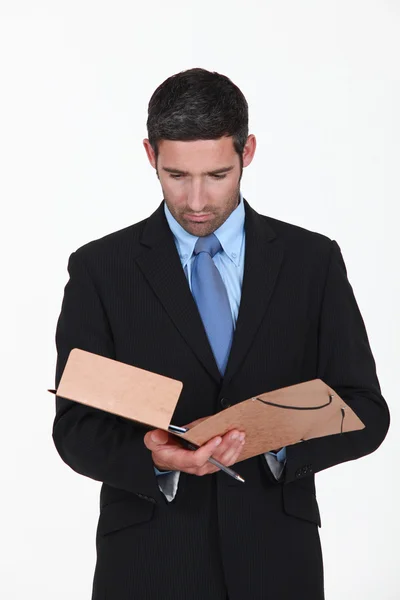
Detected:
[
  {"left": 164, "top": 203, "right": 198, "bottom": 269},
  {"left": 164, "top": 191, "right": 245, "bottom": 268},
  {"left": 213, "top": 192, "right": 245, "bottom": 267}
]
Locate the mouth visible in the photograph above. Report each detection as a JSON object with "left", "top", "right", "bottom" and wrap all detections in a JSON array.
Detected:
[{"left": 184, "top": 214, "right": 212, "bottom": 223}]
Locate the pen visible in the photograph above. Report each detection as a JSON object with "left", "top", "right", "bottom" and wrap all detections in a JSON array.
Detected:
[
  {"left": 168, "top": 424, "right": 245, "bottom": 483},
  {"left": 185, "top": 441, "right": 245, "bottom": 483}
]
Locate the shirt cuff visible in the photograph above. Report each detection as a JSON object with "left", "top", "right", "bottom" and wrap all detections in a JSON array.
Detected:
[
  {"left": 156, "top": 471, "right": 181, "bottom": 502},
  {"left": 154, "top": 466, "right": 173, "bottom": 476},
  {"left": 264, "top": 448, "right": 287, "bottom": 480},
  {"left": 268, "top": 447, "right": 287, "bottom": 463}
]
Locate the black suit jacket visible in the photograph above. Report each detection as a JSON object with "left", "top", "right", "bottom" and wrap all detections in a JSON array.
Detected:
[{"left": 53, "top": 199, "right": 389, "bottom": 600}]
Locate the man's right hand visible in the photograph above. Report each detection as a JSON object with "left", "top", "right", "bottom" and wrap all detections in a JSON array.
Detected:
[{"left": 143, "top": 420, "right": 245, "bottom": 477}]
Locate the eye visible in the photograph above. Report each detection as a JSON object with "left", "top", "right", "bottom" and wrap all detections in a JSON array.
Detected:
[{"left": 168, "top": 173, "right": 227, "bottom": 180}]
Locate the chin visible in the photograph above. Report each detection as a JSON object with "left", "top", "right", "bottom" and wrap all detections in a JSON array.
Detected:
[{"left": 183, "top": 221, "right": 218, "bottom": 237}]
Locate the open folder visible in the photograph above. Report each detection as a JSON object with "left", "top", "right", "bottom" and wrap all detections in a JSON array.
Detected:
[{"left": 50, "top": 348, "right": 365, "bottom": 463}]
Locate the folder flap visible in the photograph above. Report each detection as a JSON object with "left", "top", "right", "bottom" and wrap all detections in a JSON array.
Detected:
[
  {"left": 55, "top": 348, "right": 183, "bottom": 430},
  {"left": 180, "top": 379, "right": 365, "bottom": 462}
]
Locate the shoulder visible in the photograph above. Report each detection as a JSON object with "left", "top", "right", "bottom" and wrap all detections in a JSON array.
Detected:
[
  {"left": 70, "top": 216, "right": 149, "bottom": 266},
  {"left": 245, "top": 200, "right": 334, "bottom": 254},
  {"left": 264, "top": 214, "right": 332, "bottom": 249},
  {"left": 254, "top": 211, "right": 338, "bottom": 276}
]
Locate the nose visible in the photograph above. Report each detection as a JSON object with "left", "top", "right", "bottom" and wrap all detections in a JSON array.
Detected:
[{"left": 186, "top": 181, "right": 207, "bottom": 212}]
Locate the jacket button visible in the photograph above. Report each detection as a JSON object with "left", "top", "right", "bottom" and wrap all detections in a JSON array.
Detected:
[
  {"left": 302, "top": 466, "right": 308, "bottom": 475},
  {"left": 220, "top": 397, "right": 231, "bottom": 408},
  {"left": 295, "top": 469, "right": 302, "bottom": 478}
]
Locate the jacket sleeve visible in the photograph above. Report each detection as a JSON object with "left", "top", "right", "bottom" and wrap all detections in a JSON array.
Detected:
[
  {"left": 283, "top": 240, "right": 390, "bottom": 484},
  {"left": 52, "top": 250, "right": 161, "bottom": 501}
]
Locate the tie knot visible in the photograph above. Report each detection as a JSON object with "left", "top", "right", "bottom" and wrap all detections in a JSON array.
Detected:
[{"left": 194, "top": 233, "right": 222, "bottom": 258}]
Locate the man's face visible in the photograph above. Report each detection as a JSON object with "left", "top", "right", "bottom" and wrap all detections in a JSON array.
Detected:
[{"left": 143, "top": 135, "right": 256, "bottom": 237}]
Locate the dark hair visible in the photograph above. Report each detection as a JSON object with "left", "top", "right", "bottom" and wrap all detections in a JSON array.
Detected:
[{"left": 146, "top": 68, "right": 248, "bottom": 168}]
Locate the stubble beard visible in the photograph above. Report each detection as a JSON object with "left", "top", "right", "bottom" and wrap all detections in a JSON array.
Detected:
[{"left": 163, "top": 184, "right": 241, "bottom": 237}]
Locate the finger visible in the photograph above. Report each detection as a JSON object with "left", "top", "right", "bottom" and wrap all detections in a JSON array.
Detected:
[
  {"left": 216, "top": 432, "right": 245, "bottom": 465},
  {"left": 150, "top": 436, "right": 222, "bottom": 473},
  {"left": 144, "top": 429, "right": 170, "bottom": 451},
  {"left": 187, "top": 430, "right": 242, "bottom": 473},
  {"left": 212, "top": 430, "right": 243, "bottom": 461},
  {"left": 226, "top": 437, "right": 246, "bottom": 465},
  {"left": 188, "top": 433, "right": 245, "bottom": 475},
  {"left": 194, "top": 463, "right": 220, "bottom": 477},
  {"left": 184, "top": 436, "right": 223, "bottom": 470}
]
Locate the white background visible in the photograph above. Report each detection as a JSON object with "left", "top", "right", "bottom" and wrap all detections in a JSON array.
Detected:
[{"left": 0, "top": 1, "right": 399, "bottom": 598}]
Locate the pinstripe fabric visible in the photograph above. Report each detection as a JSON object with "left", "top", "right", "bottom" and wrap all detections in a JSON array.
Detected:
[
  {"left": 53, "top": 199, "right": 389, "bottom": 600},
  {"left": 156, "top": 194, "right": 285, "bottom": 500}
]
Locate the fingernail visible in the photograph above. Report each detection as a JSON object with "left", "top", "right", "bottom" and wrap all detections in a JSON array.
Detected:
[
  {"left": 231, "top": 432, "right": 238, "bottom": 440},
  {"left": 214, "top": 437, "right": 222, "bottom": 446},
  {"left": 239, "top": 433, "right": 245, "bottom": 442}
]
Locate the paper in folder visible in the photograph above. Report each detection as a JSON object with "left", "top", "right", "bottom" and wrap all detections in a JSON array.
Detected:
[{"left": 50, "top": 348, "right": 365, "bottom": 463}]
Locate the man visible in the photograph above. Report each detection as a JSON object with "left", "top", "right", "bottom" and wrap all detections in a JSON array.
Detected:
[{"left": 52, "top": 68, "right": 390, "bottom": 600}]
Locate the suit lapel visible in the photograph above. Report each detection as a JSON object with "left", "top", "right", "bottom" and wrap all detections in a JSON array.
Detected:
[
  {"left": 222, "top": 201, "right": 285, "bottom": 388},
  {"left": 135, "top": 202, "right": 222, "bottom": 384},
  {"left": 135, "top": 200, "right": 284, "bottom": 389}
]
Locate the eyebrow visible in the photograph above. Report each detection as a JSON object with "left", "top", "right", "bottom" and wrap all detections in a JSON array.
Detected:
[{"left": 162, "top": 165, "right": 235, "bottom": 176}]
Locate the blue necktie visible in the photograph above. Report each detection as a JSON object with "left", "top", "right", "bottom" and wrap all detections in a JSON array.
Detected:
[{"left": 191, "top": 234, "right": 234, "bottom": 375}]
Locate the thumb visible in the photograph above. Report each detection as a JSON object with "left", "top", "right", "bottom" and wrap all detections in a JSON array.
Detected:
[{"left": 150, "top": 429, "right": 169, "bottom": 444}]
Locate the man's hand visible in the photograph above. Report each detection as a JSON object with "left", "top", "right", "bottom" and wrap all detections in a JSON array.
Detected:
[{"left": 143, "top": 417, "right": 246, "bottom": 476}]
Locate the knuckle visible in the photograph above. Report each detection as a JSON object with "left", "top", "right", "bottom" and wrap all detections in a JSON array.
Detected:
[
  {"left": 194, "top": 455, "right": 206, "bottom": 468},
  {"left": 216, "top": 443, "right": 229, "bottom": 454},
  {"left": 200, "top": 466, "right": 211, "bottom": 476}
]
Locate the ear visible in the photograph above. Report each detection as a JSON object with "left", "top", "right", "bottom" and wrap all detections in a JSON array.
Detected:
[
  {"left": 143, "top": 138, "right": 157, "bottom": 169},
  {"left": 242, "top": 134, "right": 257, "bottom": 168}
]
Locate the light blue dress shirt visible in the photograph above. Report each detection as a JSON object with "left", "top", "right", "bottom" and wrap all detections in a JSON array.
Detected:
[{"left": 154, "top": 192, "right": 286, "bottom": 499}]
